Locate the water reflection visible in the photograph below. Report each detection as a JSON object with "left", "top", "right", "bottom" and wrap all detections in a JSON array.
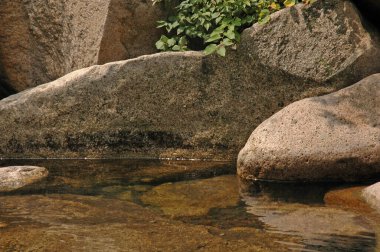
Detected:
[{"left": 239, "top": 179, "right": 378, "bottom": 251}]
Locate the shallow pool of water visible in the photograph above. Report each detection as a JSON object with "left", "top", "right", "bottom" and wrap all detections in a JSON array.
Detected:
[{"left": 0, "top": 159, "right": 379, "bottom": 251}]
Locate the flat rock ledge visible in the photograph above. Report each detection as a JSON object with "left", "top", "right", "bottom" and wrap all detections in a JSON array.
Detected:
[
  {"left": 362, "top": 182, "right": 380, "bottom": 213},
  {"left": 238, "top": 74, "right": 380, "bottom": 182},
  {"left": 0, "top": 166, "right": 48, "bottom": 192}
]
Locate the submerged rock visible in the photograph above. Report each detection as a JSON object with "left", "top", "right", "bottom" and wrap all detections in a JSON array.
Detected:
[
  {"left": 1, "top": 0, "right": 380, "bottom": 159},
  {"left": 363, "top": 182, "right": 380, "bottom": 213},
  {"left": 0, "top": 166, "right": 48, "bottom": 192},
  {"left": 140, "top": 175, "right": 239, "bottom": 217},
  {"left": 324, "top": 186, "right": 370, "bottom": 213},
  {"left": 0, "top": 194, "right": 285, "bottom": 251},
  {"left": 238, "top": 74, "right": 380, "bottom": 182},
  {"left": 0, "top": 0, "right": 165, "bottom": 93}
]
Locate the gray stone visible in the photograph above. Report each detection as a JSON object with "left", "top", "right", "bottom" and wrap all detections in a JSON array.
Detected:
[
  {"left": 0, "top": 0, "right": 166, "bottom": 94},
  {"left": 0, "top": 166, "right": 48, "bottom": 192},
  {"left": 238, "top": 74, "right": 380, "bottom": 182},
  {"left": 363, "top": 182, "right": 380, "bottom": 213},
  {"left": 0, "top": 0, "right": 379, "bottom": 159}
]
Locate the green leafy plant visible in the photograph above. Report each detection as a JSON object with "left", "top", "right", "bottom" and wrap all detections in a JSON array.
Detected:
[{"left": 153, "top": 0, "right": 315, "bottom": 56}]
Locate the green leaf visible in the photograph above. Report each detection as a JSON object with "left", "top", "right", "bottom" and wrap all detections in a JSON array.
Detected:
[
  {"left": 211, "top": 12, "right": 220, "bottom": 19},
  {"left": 167, "top": 38, "right": 176, "bottom": 47},
  {"left": 232, "top": 18, "right": 242, "bottom": 26},
  {"left": 206, "top": 33, "right": 222, "bottom": 43},
  {"left": 216, "top": 46, "right": 226, "bottom": 57},
  {"left": 259, "top": 15, "right": 271, "bottom": 24},
  {"left": 178, "top": 36, "right": 188, "bottom": 46},
  {"left": 155, "top": 40, "right": 166, "bottom": 50},
  {"left": 172, "top": 45, "right": 181, "bottom": 51},
  {"left": 225, "top": 29, "right": 235, "bottom": 40},
  {"left": 156, "top": 20, "right": 167, "bottom": 28},
  {"left": 159, "top": 35, "right": 169, "bottom": 43},
  {"left": 204, "top": 44, "right": 218, "bottom": 55},
  {"left": 284, "top": 0, "right": 296, "bottom": 7},
  {"left": 204, "top": 23, "right": 211, "bottom": 31},
  {"left": 171, "top": 21, "right": 180, "bottom": 28},
  {"left": 177, "top": 26, "right": 185, "bottom": 35},
  {"left": 222, "top": 38, "right": 234, "bottom": 46}
]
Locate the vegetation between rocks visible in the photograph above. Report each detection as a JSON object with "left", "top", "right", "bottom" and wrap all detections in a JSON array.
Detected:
[{"left": 153, "top": 0, "right": 315, "bottom": 56}]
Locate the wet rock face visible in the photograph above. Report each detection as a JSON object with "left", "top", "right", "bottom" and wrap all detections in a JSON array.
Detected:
[
  {"left": 0, "top": 166, "right": 48, "bottom": 192},
  {"left": 363, "top": 183, "right": 380, "bottom": 213},
  {"left": 238, "top": 74, "right": 380, "bottom": 182},
  {"left": 0, "top": 0, "right": 380, "bottom": 159},
  {"left": 0, "top": 0, "right": 165, "bottom": 94}
]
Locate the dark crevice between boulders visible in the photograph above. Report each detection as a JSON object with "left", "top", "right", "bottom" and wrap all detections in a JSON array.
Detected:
[
  {"left": 352, "top": 0, "right": 380, "bottom": 31},
  {"left": 0, "top": 54, "right": 16, "bottom": 99},
  {"left": 0, "top": 74, "right": 16, "bottom": 100}
]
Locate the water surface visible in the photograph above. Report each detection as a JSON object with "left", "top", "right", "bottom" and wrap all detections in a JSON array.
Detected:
[{"left": 0, "top": 159, "right": 378, "bottom": 251}]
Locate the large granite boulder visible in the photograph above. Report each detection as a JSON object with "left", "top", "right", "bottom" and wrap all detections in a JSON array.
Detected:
[
  {"left": 362, "top": 182, "right": 380, "bottom": 213},
  {"left": 0, "top": 166, "right": 48, "bottom": 192},
  {"left": 1, "top": 0, "right": 380, "bottom": 159},
  {"left": 0, "top": 0, "right": 166, "bottom": 94},
  {"left": 242, "top": 0, "right": 380, "bottom": 86},
  {"left": 238, "top": 74, "right": 380, "bottom": 182}
]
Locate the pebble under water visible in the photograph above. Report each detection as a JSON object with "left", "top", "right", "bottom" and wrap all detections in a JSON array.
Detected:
[{"left": 0, "top": 159, "right": 379, "bottom": 252}]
